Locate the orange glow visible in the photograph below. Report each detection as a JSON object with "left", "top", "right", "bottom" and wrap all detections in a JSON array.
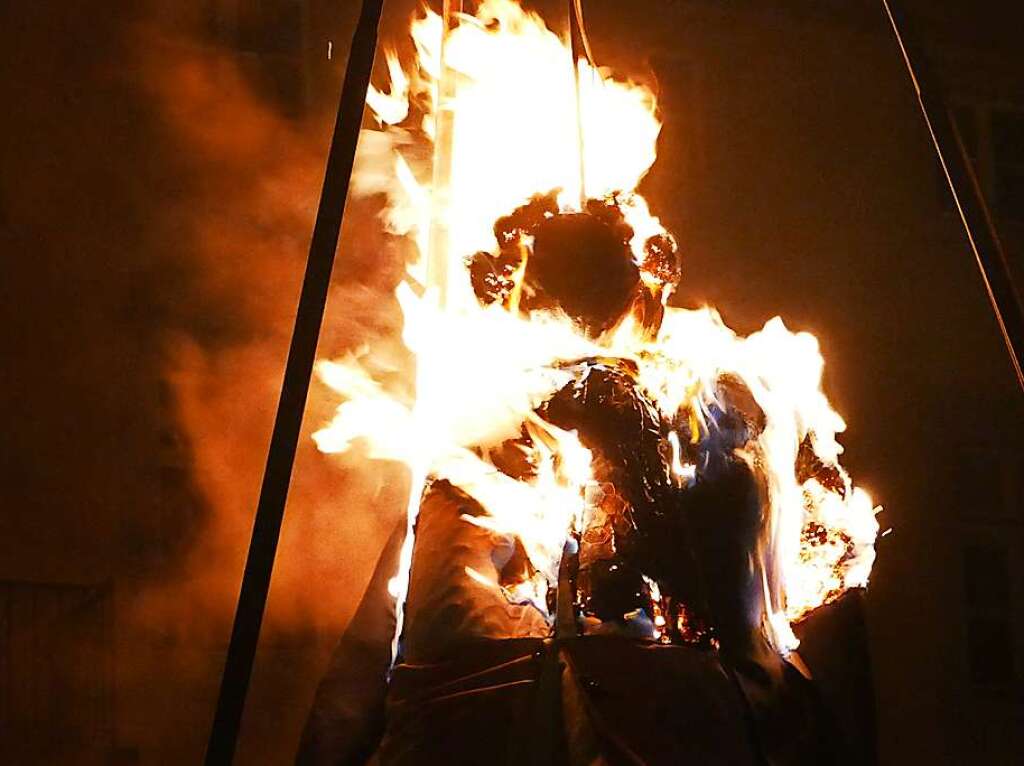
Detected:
[{"left": 316, "top": 0, "right": 879, "bottom": 653}]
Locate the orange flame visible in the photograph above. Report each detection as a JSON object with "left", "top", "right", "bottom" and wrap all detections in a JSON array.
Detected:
[{"left": 317, "top": 0, "right": 879, "bottom": 653}]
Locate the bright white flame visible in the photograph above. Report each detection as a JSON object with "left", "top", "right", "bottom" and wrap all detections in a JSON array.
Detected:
[
  {"left": 321, "top": 0, "right": 879, "bottom": 654},
  {"left": 357, "top": 0, "right": 666, "bottom": 315},
  {"left": 366, "top": 49, "right": 411, "bottom": 126}
]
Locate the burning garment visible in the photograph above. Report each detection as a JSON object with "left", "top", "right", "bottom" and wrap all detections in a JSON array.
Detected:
[
  {"left": 299, "top": 493, "right": 852, "bottom": 766},
  {"left": 316, "top": 190, "right": 878, "bottom": 651},
  {"left": 301, "top": 201, "right": 868, "bottom": 766},
  {"left": 304, "top": 2, "right": 879, "bottom": 764}
]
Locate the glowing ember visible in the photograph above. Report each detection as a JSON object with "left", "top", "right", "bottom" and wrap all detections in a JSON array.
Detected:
[{"left": 315, "top": 0, "right": 879, "bottom": 653}]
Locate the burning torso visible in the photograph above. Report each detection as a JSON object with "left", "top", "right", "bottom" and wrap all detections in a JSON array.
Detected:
[
  {"left": 306, "top": 2, "right": 879, "bottom": 763},
  {"left": 315, "top": 0, "right": 876, "bottom": 655}
]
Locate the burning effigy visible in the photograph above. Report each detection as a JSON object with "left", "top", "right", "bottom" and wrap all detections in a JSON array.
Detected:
[{"left": 300, "top": 1, "right": 880, "bottom": 763}]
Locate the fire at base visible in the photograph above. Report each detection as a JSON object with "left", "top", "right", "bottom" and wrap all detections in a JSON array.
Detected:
[{"left": 313, "top": 0, "right": 879, "bottom": 655}]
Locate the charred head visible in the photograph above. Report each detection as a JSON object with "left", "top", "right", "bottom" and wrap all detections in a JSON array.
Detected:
[{"left": 468, "top": 193, "right": 680, "bottom": 337}]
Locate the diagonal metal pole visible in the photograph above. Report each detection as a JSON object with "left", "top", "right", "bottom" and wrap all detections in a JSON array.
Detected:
[
  {"left": 882, "top": 0, "right": 1024, "bottom": 392},
  {"left": 204, "top": 0, "right": 385, "bottom": 762}
]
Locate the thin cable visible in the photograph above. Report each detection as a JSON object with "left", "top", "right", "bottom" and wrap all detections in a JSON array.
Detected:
[{"left": 882, "top": 0, "right": 1024, "bottom": 392}]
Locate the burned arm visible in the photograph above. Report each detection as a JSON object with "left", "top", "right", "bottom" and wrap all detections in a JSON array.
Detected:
[{"left": 296, "top": 520, "right": 405, "bottom": 766}]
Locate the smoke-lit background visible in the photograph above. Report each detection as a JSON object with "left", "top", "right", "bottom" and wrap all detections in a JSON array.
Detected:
[{"left": 2, "top": 1, "right": 1023, "bottom": 763}]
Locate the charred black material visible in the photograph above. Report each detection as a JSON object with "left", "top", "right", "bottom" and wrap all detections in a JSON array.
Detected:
[
  {"left": 467, "top": 248, "right": 518, "bottom": 305},
  {"left": 683, "top": 453, "right": 766, "bottom": 653},
  {"left": 542, "top": 359, "right": 670, "bottom": 516},
  {"left": 529, "top": 210, "right": 639, "bottom": 334},
  {"left": 302, "top": 358, "right": 861, "bottom": 766},
  {"left": 796, "top": 433, "right": 846, "bottom": 497},
  {"left": 575, "top": 559, "right": 647, "bottom": 622},
  {"left": 468, "top": 194, "right": 680, "bottom": 337},
  {"left": 641, "top": 232, "right": 682, "bottom": 286},
  {"left": 493, "top": 191, "right": 561, "bottom": 243},
  {"left": 537, "top": 364, "right": 791, "bottom": 654},
  {"left": 540, "top": 360, "right": 712, "bottom": 639}
]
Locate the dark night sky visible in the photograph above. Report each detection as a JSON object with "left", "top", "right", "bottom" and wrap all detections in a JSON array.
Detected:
[{"left": 2, "top": 1, "right": 1023, "bottom": 763}]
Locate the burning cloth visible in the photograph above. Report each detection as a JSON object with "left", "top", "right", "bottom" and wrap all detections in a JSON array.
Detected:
[
  {"left": 298, "top": 200, "right": 875, "bottom": 765},
  {"left": 300, "top": 3, "right": 879, "bottom": 763}
]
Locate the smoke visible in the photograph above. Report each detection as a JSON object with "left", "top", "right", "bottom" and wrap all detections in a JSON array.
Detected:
[
  {"left": 114, "top": 7, "right": 419, "bottom": 761},
  {"left": 128, "top": 13, "right": 411, "bottom": 639},
  {"left": 2, "top": 0, "right": 412, "bottom": 760}
]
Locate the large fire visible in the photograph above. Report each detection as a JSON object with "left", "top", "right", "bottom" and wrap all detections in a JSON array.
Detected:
[{"left": 314, "top": 0, "right": 878, "bottom": 653}]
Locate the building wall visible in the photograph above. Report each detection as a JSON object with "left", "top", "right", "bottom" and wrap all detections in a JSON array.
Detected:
[{"left": 0, "top": 581, "right": 114, "bottom": 764}]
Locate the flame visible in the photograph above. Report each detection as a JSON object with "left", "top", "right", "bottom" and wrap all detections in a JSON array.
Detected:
[
  {"left": 318, "top": 0, "right": 879, "bottom": 654},
  {"left": 365, "top": 49, "right": 411, "bottom": 126},
  {"left": 366, "top": 0, "right": 665, "bottom": 304}
]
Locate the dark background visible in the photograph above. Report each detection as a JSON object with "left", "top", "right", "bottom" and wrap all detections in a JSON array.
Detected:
[{"left": 2, "top": 1, "right": 1023, "bottom": 763}]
